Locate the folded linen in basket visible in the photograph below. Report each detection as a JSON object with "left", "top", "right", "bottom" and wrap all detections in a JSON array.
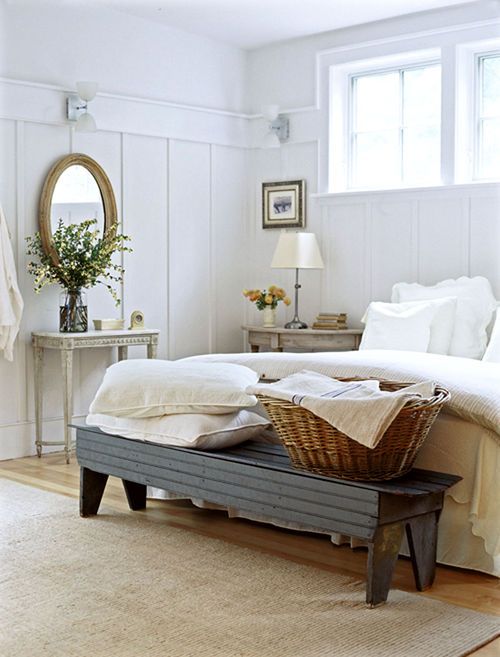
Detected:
[{"left": 248, "top": 371, "right": 435, "bottom": 449}]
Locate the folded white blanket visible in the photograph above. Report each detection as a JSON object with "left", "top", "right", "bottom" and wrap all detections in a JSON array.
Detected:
[{"left": 249, "top": 371, "right": 435, "bottom": 449}]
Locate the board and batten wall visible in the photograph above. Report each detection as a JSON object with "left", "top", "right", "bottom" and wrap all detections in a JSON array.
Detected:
[
  {"left": 0, "top": 79, "right": 250, "bottom": 460},
  {"left": 248, "top": 143, "right": 500, "bottom": 327}
]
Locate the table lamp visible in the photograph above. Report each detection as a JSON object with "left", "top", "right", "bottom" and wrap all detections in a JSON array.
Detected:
[{"left": 271, "top": 232, "right": 324, "bottom": 329}]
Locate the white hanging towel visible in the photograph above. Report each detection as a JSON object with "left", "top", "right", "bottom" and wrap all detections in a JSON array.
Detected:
[
  {"left": 0, "top": 204, "right": 23, "bottom": 361},
  {"left": 249, "top": 370, "right": 435, "bottom": 449}
]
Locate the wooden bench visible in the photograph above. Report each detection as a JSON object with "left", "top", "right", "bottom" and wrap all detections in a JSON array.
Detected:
[{"left": 76, "top": 426, "right": 460, "bottom": 607}]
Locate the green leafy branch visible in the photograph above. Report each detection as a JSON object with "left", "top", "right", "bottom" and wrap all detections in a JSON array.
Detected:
[{"left": 26, "top": 219, "right": 132, "bottom": 306}]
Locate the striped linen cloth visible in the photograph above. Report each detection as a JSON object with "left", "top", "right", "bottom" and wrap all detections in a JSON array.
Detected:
[{"left": 248, "top": 371, "right": 435, "bottom": 448}]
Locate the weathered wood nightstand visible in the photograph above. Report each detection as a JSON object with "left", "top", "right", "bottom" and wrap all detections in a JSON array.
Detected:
[
  {"left": 242, "top": 326, "right": 363, "bottom": 353},
  {"left": 32, "top": 329, "right": 159, "bottom": 463}
]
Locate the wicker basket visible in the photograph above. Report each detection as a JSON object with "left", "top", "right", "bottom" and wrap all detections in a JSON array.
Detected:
[{"left": 257, "top": 378, "right": 450, "bottom": 481}]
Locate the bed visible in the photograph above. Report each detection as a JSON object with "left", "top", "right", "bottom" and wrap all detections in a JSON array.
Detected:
[{"left": 178, "top": 349, "right": 500, "bottom": 578}]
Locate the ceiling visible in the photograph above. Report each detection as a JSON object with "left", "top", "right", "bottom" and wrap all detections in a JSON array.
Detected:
[{"left": 99, "top": 0, "right": 474, "bottom": 50}]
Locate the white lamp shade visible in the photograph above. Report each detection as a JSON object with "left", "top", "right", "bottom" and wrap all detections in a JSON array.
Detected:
[
  {"left": 76, "top": 81, "right": 98, "bottom": 102},
  {"left": 271, "top": 232, "right": 324, "bottom": 269},
  {"left": 262, "top": 104, "right": 280, "bottom": 121},
  {"left": 262, "top": 131, "right": 281, "bottom": 149},
  {"left": 75, "top": 111, "right": 97, "bottom": 133}
]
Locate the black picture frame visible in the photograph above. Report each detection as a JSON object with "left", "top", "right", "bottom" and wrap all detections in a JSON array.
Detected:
[{"left": 262, "top": 179, "right": 305, "bottom": 229}]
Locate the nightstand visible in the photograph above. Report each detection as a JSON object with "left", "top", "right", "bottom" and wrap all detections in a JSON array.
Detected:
[{"left": 242, "top": 326, "right": 363, "bottom": 353}]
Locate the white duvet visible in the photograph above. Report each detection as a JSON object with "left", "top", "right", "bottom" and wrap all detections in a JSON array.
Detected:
[{"left": 185, "top": 349, "right": 500, "bottom": 443}]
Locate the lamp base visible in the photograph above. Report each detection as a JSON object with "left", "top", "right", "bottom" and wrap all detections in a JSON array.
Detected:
[{"left": 284, "top": 319, "right": 308, "bottom": 329}]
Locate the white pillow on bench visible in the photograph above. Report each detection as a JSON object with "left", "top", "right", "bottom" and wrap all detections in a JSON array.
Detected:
[
  {"left": 89, "top": 359, "right": 259, "bottom": 418},
  {"left": 86, "top": 409, "right": 271, "bottom": 450}
]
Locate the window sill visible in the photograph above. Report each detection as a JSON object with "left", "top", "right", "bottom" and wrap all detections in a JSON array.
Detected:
[{"left": 311, "top": 181, "right": 500, "bottom": 203}]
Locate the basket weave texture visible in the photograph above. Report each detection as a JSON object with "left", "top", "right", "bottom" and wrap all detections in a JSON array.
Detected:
[{"left": 257, "top": 378, "right": 450, "bottom": 481}]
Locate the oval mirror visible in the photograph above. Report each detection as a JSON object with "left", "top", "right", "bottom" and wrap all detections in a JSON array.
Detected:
[{"left": 39, "top": 153, "right": 117, "bottom": 265}]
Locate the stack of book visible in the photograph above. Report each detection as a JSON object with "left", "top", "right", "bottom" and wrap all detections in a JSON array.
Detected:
[{"left": 312, "top": 312, "right": 347, "bottom": 330}]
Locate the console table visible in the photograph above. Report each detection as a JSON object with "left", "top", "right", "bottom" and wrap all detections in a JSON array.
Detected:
[
  {"left": 243, "top": 326, "right": 363, "bottom": 353},
  {"left": 32, "top": 329, "right": 159, "bottom": 463}
]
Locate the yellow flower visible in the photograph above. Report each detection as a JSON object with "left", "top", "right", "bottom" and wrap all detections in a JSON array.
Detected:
[
  {"left": 268, "top": 285, "right": 276, "bottom": 293},
  {"left": 276, "top": 288, "right": 286, "bottom": 299},
  {"left": 242, "top": 289, "right": 249, "bottom": 297},
  {"left": 284, "top": 296, "right": 291, "bottom": 306},
  {"left": 265, "top": 294, "right": 273, "bottom": 305}
]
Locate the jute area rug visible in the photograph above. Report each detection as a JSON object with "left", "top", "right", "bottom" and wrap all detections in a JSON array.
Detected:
[{"left": 1, "top": 478, "right": 498, "bottom": 657}]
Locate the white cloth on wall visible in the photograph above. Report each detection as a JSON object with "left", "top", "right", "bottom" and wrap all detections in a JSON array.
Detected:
[{"left": 0, "top": 204, "right": 23, "bottom": 361}]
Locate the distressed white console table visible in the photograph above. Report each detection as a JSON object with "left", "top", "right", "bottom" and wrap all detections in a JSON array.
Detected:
[{"left": 32, "top": 329, "right": 159, "bottom": 463}]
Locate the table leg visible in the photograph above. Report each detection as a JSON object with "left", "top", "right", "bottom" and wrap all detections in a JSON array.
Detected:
[
  {"left": 117, "top": 346, "right": 128, "bottom": 361},
  {"left": 406, "top": 509, "right": 441, "bottom": 591},
  {"left": 147, "top": 340, "right": 157, "bottom": 359},
  {"left": 34, "top": 346, "right": 44, "bottom": 457},
  {"left": 61, "top": 348, "right": 74, "bottom": 464},
  {"left": 366, "top": 522, "right": 404, "bottom": 607}
]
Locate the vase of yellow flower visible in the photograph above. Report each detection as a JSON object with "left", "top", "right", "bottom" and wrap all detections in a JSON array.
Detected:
[{"left": 243, "top": 285, "right": 291, "bottom": 328}]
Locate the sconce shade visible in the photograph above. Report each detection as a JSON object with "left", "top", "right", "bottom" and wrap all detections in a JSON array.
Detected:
[
  {"left": 271, "top": 232, "right": 324, "bottom": 269},
  {"left": 262, "top": 104, "right": 280, "bottom": 121},
  {"left": 76, "top": 81, "right": 98, "bottom": 102},
  {"left": 76, "top": 112, "right": 97, "bottom": 133}
]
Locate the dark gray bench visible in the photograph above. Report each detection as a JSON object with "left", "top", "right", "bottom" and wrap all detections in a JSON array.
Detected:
[{"left": 76, "top": 426, "right": 460, "bottom": 607}]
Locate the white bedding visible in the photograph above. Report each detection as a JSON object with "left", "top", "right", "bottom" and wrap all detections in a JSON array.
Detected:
[{"left": 182, "top": 349, "right": 500, "bottom": 576}]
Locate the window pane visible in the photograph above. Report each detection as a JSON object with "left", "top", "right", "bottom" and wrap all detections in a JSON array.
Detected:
[
  {"left": 354, "top": 72, "right": 399, "bottom": 131},
  {"left": 403, "top": 65, "right": 441, "bottom": 126},
  {"left": 403, "top": 126, "right": 441, "bottom": 184},
  {"left": 352, "top": 131, "right": 400, "bottom": 188},
  {"left": 478, "top": 118, "right": 500, "bottom": 179},
  {"left": 481, "top": 55, "right": 500, "bottom": 117}
]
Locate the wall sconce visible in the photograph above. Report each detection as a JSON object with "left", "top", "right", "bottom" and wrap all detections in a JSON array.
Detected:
[
  {"left": 262, "top": 104, "right": 289, "bottom": 148},
  {"left": 67, "top": 81, "right": 98, "bottom": 132}
]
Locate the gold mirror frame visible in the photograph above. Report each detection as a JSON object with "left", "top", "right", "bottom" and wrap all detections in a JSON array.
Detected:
[{"left": 39, "top": 153, "right": 117, "bottom": 266}]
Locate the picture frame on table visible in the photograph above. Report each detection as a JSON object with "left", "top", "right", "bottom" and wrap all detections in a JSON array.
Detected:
[{"left": 262, "top": 179, "right": 305, "bottom": 229}]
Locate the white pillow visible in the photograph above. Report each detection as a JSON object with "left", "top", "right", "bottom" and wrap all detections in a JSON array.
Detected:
[
  {"left": 483, "top": 309, "right": 500, "bottom": 363},
  {"left": 392, "top": 276, "right": 497, "bottom": 359},
  {"left": 86, "top": 409, "right": 271, "bottom": 450},
  {"left": 89, "top": 359, "right": 259, "bottom": 418},
  {"left": 360, "top": 300, "right": 447, "bottom": 352},
  {"left": 361, "top": 297, "right": 456, "bottom": 354}
]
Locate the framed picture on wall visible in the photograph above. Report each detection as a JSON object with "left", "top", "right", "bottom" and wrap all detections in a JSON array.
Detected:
[{"left": 262, "top": 179, "right": 305, "bottom": 229}]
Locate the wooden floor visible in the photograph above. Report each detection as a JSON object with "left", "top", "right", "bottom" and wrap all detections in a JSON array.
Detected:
[{"left": 1, "top": 451, "right": 499, "bottom": 656}]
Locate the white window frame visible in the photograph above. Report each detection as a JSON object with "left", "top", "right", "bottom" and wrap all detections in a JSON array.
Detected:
[
  {"left": 328, "top": 48, "right": 441, "bottom": 193},
  {"left": 473, "top": 50, "right": 500, "bottom": 181},
  {"left": 347, "top": 60, "right": 441, "bottom": 190}
]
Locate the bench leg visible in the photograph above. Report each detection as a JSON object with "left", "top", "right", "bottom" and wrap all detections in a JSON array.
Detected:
[
  {"left": 406, "top": 510, "right": 440, "bottom": 591},
  {"left": 366, "top": 522, "right": 404, "bottom": 607},
  {"left": 122, "top": 479, "right": 147, "bottom": 511},
  {"left": 80, "top": 467, "right": 109, "bottom": 517}
]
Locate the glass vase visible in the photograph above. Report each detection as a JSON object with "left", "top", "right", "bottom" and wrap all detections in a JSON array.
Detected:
[{"left": 59, "top": 289, "right": 88, "bottom": 333}]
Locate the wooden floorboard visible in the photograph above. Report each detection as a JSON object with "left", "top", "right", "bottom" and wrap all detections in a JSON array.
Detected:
[{"left": 1, "top": 451, "right": 499, "bottom": 656}]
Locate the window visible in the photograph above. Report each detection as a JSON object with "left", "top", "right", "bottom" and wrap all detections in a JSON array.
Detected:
[
  {"left": 349, "top": 63, "right": 441, "bottom": 189},
  {"left": 475, "top": 52, "right": 500, "bottom": 180}
]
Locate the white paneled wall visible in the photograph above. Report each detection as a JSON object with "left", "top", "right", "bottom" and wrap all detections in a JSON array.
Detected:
[
  {"left": 318, "top": 185, "right": 500, "bottom": 325},
  {"left": 0, "top": 81, "right": 249, "bottom": 460},
  {"left": 250, "top": 142, "right": 500, "bottom": 329}
]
